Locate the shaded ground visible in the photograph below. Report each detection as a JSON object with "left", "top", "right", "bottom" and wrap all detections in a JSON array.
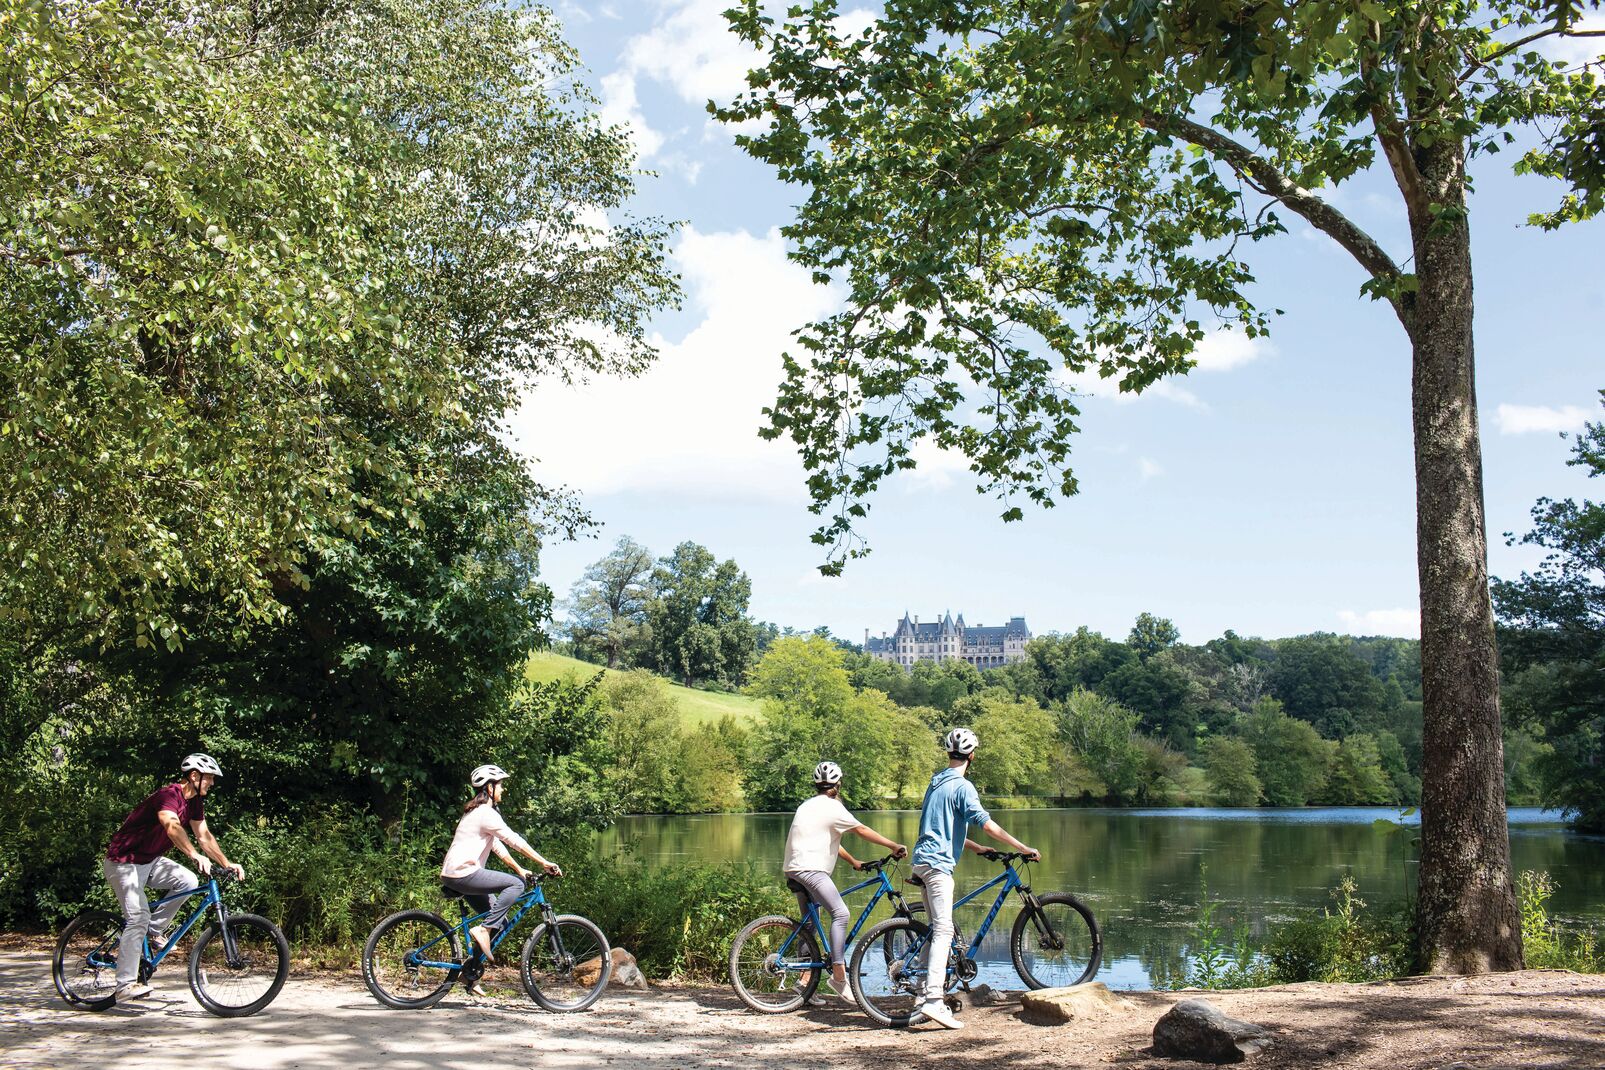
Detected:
[{"left": 2, "top": 949, "right": 1600, "bottom": 1069}]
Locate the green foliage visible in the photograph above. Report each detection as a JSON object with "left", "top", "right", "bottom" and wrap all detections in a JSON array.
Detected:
[
  {"left": 1517, "top": 870, "right": 1603, "bottom": 971},
  {"left": 1129, "top": 613, "right": 1182, "bottom": 660},
  {"left": 1239, "top": 698, "right": 1334, "bottom": 806},
  {"left": 645, "top": 542, "right": 758, "bottom": 689},
  {"left": 1202, "top": 737, "right": 1262, "bottom": 806},
  {"left": 717, "top": 0, "right": 1604, "bottom": 560},
  {"left": 1057, "top": 689, "right": 1148, "bottom": 803},
  {"left": 960, "top": 691, "right": 1057, "bottom": 795},
  {"left": 2, "top": 0, "right": 676, "bottom": 650},
  {"left": 1270, "top": 636, "right": 1389, "bottom": 738},
  {"left": 602, "top": 671, "right": 684, "bottom": 813},
  {"left": 566, "top": 537, "right": 656, "bottom": 669},
  {"left": 1322, "top": 735, "right": 1399, "bottom": 806},
  {"left": 1494, "top": 393, "right": 1605, "bottom": 831},
  {"left": 1263, "top": 877, "right": 1415, "bottom": 983},
  {"left": 1179, "top": 869, "right": 1272, "bottom": 990}
]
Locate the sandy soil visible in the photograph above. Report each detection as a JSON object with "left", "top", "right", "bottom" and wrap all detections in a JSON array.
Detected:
[{"left": 3, "top": 949, "right": 1601, "bottom": 1069}]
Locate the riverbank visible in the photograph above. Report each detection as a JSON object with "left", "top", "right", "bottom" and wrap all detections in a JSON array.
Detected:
[{"left": 4, "top": 949, "right": 1599, "bottom": 1069}]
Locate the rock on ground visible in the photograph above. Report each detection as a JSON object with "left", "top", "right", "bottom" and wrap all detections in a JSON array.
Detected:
[
  {"left": 1152, "top": 997, "right": 1275, "bottom": 1063},
  {"left": 1020, "top": 981, "right": 1136, "bottom": 1023},
  {"left": 573, "top": 947, "right": 648, "bottom": 989}
]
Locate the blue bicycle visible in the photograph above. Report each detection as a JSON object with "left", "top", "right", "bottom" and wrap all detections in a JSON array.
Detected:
[
  {"left": 362, "top": 873, "right": 610, "bottom": 1012},
  {"left": 52, "top": 871, "right": 289, "bottom": 1017},
  {"left": 728, "top": 852, "right": 923, "bottom": 1013},
  {"left": 848, "top": 850, "right": 1101, "bottom": 1027}
]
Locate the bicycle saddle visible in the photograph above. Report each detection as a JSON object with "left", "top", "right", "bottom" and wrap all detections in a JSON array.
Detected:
[
  {"left": 784, "top": 877, "right": 807, "bottom": 894},
  {"left": 440, "top": 884, "right": 466, "bottom": 900},
  {"left": 905, "top": 875, "right": 925, "bottom": 888}
]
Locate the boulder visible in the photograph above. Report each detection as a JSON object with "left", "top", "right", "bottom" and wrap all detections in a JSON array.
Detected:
[
  {"left": 1151, "top": 998, "right": 1274, "bottom": 1063},
  {"left": 573, "top": 948, "right": 648, "bottom": 990},
  {"left": 1019, "top": 981, "right": 1134, "bottom": 1024}
]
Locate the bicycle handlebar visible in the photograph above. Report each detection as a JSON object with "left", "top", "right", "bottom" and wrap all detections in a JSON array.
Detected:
[
  {"left": 978, "top": 849, "right": 1039, "bottom": 863},
  {"left": 856, "top": 851, "right": 908, "bottom": 872}
]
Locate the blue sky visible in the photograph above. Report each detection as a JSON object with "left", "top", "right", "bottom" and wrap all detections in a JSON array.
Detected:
[{"left": 511, "top": 2, "right": 1604, "bottom": 646}]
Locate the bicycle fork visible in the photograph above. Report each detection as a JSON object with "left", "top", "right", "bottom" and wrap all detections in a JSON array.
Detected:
[{"left": 1019, "top": 891, "right": 1068, "bottom": 953}]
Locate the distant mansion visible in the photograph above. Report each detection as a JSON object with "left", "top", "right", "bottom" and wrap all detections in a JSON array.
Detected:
[{"left": 864, "top": 612, "right": 1032, "bottom": 669}]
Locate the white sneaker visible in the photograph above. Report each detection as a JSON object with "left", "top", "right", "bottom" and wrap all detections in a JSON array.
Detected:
[
  {"left": 819, "top": 975, "right": 849, "bottom": 1002},
  {"left": 918, "top": 1000, "right": 964, "bottom": 1029},
  {"left": 114, "top": 982, "right": 153, "bottom": 1002}
]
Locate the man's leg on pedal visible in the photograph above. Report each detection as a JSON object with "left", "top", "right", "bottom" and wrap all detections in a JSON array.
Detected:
[
  {"left": 103, "top": 859, "right": 155, "bottom": 998},
  {"left": 143, "top": 857, "right": 198, "bottom": 950}
]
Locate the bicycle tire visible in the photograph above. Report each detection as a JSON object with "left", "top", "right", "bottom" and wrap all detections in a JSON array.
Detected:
[
  {"left": 188, "top": 913, "right": 289, "bottom": 1017},
  {"left": 520, "top": 914, "right": 611, "bottom": 1012},
  {"left": 53, "top": 910, "right": 123, "bottom": 1011},
  {"left": 848, "top": 915, "right": 929, "bottom": 1028},
  {"left": 1010, "top": 892, "right": 1101, "bottom": 990},
  {"left": 363, "top": 909, "right": 461, "bottom": 1010},
  {"left": 728, "top": 914, "right": 823, "bottom": 1014}
]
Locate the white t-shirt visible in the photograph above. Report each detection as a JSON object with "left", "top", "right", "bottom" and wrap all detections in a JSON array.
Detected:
[
  {"left": 440, "top": 805, "right": 534, "bottom": 879},
  {"left": 782, "top": 794, "right": 861, "bottom": 874}
]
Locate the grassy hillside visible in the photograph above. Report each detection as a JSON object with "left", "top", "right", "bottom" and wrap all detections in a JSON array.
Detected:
[{"left": 524, "top": 650, "right": 763, "bottom": 728}]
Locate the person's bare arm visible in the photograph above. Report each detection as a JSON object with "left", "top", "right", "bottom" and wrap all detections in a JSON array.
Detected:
[
  {"left": 849, "top": 825, "right": 908, "bottom": 863},
  {"left": 188, "top": 817, "right": 244, "bottom": 878},
  {"left": 158, "top": 811, "right": 210, "bottom": 874},
  {"left": 492, "top": 841, "right": 532, "bottom": 879},
  {"left": 978, "top": 820, "right": 1039, "bottom": 861}
]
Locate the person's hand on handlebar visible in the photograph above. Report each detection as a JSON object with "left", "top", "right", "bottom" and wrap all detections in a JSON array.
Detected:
[
  {"left": 542, "top": 860, "right": 563, "bottom": 877},
  {"left": 1021, "top": 846, "right": 1041, "bottom": 863},
  {"left": 192, "top": 854, "right": 213, "bottom": 877},
  {"left": 225, "top": 861, "right": 246, "bottom": 881},
  {"left": 892, "top": 844, "right": 908, "bottom": 860}
]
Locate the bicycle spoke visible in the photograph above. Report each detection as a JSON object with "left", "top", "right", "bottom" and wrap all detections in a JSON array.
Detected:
[
  {"left": 851, "top": 920, "right": 926, "bottom": 1026},
  {"left": 1012, "top": 894, "right": 1101, "bottom": 989},
  {"left": 522, "top": 916, "right": 611, "bottom": 1012},
  {"left": 729, "top": 917, "right": 820, "bottom": 1013},
  {"left": 54, "top": 912, "right": 124, "bottom": 1005},
  {"left": 191, "top": 915, "right": 287, "bottom": 1014},
  {"left": 367, "top": 914, "right": 458, "bottom": 1008}
]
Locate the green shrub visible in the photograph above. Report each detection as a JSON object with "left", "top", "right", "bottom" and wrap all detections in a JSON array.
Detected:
[
  {"left": 1262, "top": 877, "right": 1413, "bottom": 983},
  {"left": 1518, "top": 870, "right": 1602, "bottom": 972}
]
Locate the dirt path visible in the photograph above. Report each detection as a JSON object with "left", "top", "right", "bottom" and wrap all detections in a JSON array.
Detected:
[{"left": 3, "top": 950, "right": 1601, "bottom": 1069}]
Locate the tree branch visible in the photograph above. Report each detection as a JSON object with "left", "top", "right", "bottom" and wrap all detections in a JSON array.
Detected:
[{"left": 1141, "top": 112, "right": 1412, "bottom": 330}]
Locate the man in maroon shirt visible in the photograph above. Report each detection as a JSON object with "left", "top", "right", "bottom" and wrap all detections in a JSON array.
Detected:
[{"left": 102, "top": 753, "right": 245, "bottom": 1002}]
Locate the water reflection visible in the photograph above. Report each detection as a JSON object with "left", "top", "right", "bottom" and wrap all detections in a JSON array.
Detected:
[{"left": 593, "top": 808, "right": 1604, "bottom": 990}]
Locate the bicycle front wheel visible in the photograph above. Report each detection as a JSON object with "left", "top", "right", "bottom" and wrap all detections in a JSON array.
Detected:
[
  {"left": 521, "top": 914, "right": 610, "bottom": 1012},
  {"left": 53, "top": 910, "right": 123, "bottom": 1010},
  {"left": 849, "top": 916, "right": 928, "bottom": 1028},
  {"left": 189, "top": 913, "right": 289, "bottom": 1017},
  {"left": 363, "top": 909, "right": 460, "bottom": 1010},
  {"left": 1010, "top": 892, "right": 1101, "bottom": 989},
  {"left": 728, "top": 914, "right": 823, "bottom": 1014}
]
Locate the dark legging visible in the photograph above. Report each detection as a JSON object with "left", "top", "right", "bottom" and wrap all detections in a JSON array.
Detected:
[{"left": 443, "top": 868, "right": 524, "bottom": 931}]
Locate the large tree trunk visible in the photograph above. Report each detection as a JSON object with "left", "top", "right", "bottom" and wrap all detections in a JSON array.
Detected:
[{"left": 1408, "top": 138, "right": 1524, "bottom": 974}]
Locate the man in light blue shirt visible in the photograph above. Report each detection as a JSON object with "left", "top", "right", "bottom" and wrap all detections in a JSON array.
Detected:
[{"left": 910, "top": 727, "right": 1039, "bottom": 1030}]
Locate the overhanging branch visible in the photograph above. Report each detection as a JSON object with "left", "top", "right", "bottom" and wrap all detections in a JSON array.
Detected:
[{"left": 1142, "top": 112, "right": 1413, "bottom": 330}]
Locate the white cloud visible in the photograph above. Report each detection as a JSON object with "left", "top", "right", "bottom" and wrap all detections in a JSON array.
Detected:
[
  {"left": 509, "top": 226, "right": 839, "bottom": 501},
  {"left": 599, "top": 70, "right": 665, "bottom": 160},
  {"left": 1189, "top": 329, "right": 1274, "bottom": 373},
  {"left": 1138, "top": 457, "right": 1163, "bottom": 480},
  {"left": 1494, "top": 403, "right": 1591, "bottom": 436},
  {"left": 905, "top": 439, "right": 974, "bottom": 490},
  {"left": 1541, "top": 14, "right": 1605, "bottom": 64},
  {"left": 1336, "top": 608, "right": 1420, "bottom": 638}
]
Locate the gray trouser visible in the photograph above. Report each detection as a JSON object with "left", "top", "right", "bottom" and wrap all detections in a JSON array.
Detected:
[
  {"left": 787, "top": 869, "right": 849, "bottom": 966},
  {"left": 913, "top": 863, "right": 955, "bottom": 1003},
  {"left": 442, "top": 868, "right": 524, "bottom": 932},
  {"left": 103, "top": 856, "right": 199, "bottom": 984}
]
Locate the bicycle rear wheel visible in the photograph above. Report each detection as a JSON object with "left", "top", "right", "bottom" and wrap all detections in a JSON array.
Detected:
[
  {"left": 189, "top": 913, "right": 289, "bottom": 1017},
  {"left": 521, "top": 914, "right": 611, "bottom": 1012},
  {"left": 728, "top": 914, "right": 823, "bottom": 1013},
  {"left": 1010, "top": 892, "right": 1101, "bottom": 989},
  {"left": 849, "top": 916, "right": 928, "bottom": 1027},
  {"left": 53, "top": 910, "right": 123, "bottom": 1010},
  {"left": 363, "top": 909, "right": 461, "bottom": 1009}
]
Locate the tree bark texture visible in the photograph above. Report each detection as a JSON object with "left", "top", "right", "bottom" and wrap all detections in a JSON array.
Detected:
[{"left": 1407, "top": 138, "right": 1524, "bottom": 974}]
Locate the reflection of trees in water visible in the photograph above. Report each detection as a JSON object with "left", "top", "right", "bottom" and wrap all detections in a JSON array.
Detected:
[{"left": 600, "top": 809, "right": 1605, "bottom": 983}]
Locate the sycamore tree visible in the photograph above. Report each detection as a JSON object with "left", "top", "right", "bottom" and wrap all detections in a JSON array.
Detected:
[{"left": 721, "top": 0, "right": 1605, "bottom": 972}]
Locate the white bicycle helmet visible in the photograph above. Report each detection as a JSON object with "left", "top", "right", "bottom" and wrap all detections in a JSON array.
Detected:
[
  {"left": 180, "top": 753, "right": 223, "bottom": 777},
  {"left": 470, "top": 764, "right": 510, "bottom": 789},
  {"left": 813, "top": 760, "right": 843, "bottom": 786},
  {"left": 944, "top": 727, "right": 979, "bottom": 757}
]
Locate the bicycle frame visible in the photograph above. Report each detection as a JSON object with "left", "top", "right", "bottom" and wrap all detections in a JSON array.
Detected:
[
  {"left": 895, "top": 858, "right": 1033, "bottom": 992},
  {"left": 773, "top": 866, "right": 913, "bottom": 972},
  {"left": 412, "top": 882, "right": 554, "bottom": 971},
  {"left": 86, "top": 879, "right": 229, "bottom": 977}
]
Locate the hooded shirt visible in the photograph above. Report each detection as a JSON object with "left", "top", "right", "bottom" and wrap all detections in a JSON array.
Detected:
[{"left": 911, "top": 767, "right": 991, "bottom": 874}]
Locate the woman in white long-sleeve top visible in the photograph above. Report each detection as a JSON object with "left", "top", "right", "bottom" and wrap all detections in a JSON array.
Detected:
[{"left": 441, "top": 764, "right": 561, "bottom": 969}]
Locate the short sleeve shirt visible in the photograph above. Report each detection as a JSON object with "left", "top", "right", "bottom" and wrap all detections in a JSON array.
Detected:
[
  {"left": 782, "top": 795, "right": 861, "bottom": 874},
  {"left": 106, "top": 783, "right": 202, "bottom": 865}
]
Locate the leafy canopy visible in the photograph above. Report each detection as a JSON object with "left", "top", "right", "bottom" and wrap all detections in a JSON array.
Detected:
[{"left": 717, "top": 0, "right": 1604, "bottom": 565}]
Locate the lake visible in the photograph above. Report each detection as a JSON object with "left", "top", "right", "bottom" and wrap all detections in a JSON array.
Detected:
[{"left": 596, "top": 807, "right": 1605, "bottom": 990}]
